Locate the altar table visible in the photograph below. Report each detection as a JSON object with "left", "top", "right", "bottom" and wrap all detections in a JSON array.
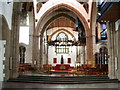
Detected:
[{"left": 55, "top": 64, "right": 70, "bottom": 71}]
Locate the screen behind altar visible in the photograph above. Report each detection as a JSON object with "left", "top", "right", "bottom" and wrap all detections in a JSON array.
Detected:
[{"left": 48, "top": 46, "right": 76, "bottom": 67}]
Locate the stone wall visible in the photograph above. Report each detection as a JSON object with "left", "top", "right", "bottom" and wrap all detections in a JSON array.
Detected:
[
  {"left": 107, "top": 20, "right": 120, "bottom": 80},
  {"left": 0, "top": 40, "right": 6, "bottom": 81}
]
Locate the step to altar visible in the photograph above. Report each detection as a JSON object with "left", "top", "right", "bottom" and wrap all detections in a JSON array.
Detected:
[{"left": 7, "top": 75, "right": 119, "bottom": 84}]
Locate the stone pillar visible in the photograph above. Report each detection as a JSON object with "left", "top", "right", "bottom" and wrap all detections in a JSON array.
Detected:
[
  {"left": 28, "top": 11, "right": 34, "bottom": 65},
  {"left": 86, "top": 33, "right": 96, "bottom": 65},
  {"left": 86, "top": 2, "right": 97, "bottom": 66},
  {"left": 45, "top": 33, "right": 49, "bottom": 64},
  {"left": 76, "top": 46, "right": 79, "bottom": 63},
  {"left": 118, "top": 24, "right": 120, "bottom": 80},
  {"left": 32, "top": 34, "right": 39, "bottom": 67},
  {"left": 75, "top": 46, "right": 85, "bottom": 65},
  {"left": 107, "top": 22, "right": 116, "bottom": 79},
  {"left": 86, "top": 35, "right": 94, "bottom": 65},
  {"left": 32, "top": 35, "right": 36, "bottom": 65},
  {"left": 43, "top": 31, "right": 48, "bottom": 65},
  {"left": 81, "top": 46, "right": 85, "bottom": 64},
  {"left": 46, "top": 43, "right": 49, "bottom": 64},
  {"left": 92, "top": 33, "right": 96, "bottom": 66},
  {"left": 0, "top": 15, "right": 2, "bottom": 40},
  {"left": 36, "top": 36, "right": 40, "bottom": 67},
  {"left": 39, "top": 32, "right": 49, "bottom": 68},
  {"left": 39, "top": 36, "right": 43, "bottom": 68},
  {"left": 10, "top": 2, "right": 21, "bottom": 78},
  {"left": 42, "top": 36, "right": 45, "bottom": 64},
  {"left": 78, "top": 46, "right": 81, "bottom": 63}
]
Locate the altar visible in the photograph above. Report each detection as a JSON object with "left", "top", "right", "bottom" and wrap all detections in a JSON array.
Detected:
[{"left": 55, "top": 64, "right": 70, "bottom": 71}]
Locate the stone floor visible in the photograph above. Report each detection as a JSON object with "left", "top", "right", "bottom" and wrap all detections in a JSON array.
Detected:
[
  {"left": 1, "top": 82, "right": 120, "bottom": 90},
  {"left": 1, "top": 72, "right": 120, "bottom": 90}
]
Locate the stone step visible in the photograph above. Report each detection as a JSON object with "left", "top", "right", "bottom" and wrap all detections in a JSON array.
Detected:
[
  {"left": 18, "top": 75, "right": 109, "bottom": 79},
  {"left": 7, "top": 75, "right": 119, "bottom": 84},
  {"left": 9, "top": 78, "right": 118, "bottom": 82},
  {"left": 8, "top": 79, "right": 119, "bottom": 84},
  {"left": 10, "top": 77, "right": 111, "bottom": 81}
]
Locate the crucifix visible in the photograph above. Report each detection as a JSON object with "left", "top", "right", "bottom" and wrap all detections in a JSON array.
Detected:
[{"left": 61, "top": 55, "right": 64, "bottom": 64}]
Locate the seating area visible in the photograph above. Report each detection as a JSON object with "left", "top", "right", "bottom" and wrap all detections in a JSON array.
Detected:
[
  {"left": 19, "top": 64, "right": 108, "bottom": 76},
  {"left": 19, "top": 63, "right": 36, "bottom": 72},
  {"left": 43, "top": 64, "right": 52, "bottom": 72},
  {"left": 72, "top": 64, "right": 108, "bottom": 75}
]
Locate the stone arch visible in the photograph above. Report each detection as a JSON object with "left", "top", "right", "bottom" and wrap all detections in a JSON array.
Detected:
[
  {"left": 40, "top": 13, "right": 77, "bottom": 37},
  {"left": 99, "top": 46, "right": 108, "bottom": 53},
  {"left": 34, "top": 0, "right": 94, "bottom": 67},
  {"left": 50, "top": 29, "right": 76, "bottom": 41},
  {"left": 98, "top": 45, "right": 107, "bottom": 52},
  {"left": 1, "top": 15, "right": 10, "bottom": 40},
  {"left": 36, "top": 0, "right": 90, "bottom": 36},
  {"left": 95, "top": 46, "right": 109, "bottom": 70},
  {"left": 47, "top": 13, "right": 76, "bottom": 30},
  {"left": 99, "top": 45, "right": 108, "bottom": 49}
]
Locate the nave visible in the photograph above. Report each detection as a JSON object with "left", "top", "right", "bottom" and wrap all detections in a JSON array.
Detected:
[{"left": 0, "top": 0, "right": 120, "bottom": 89}]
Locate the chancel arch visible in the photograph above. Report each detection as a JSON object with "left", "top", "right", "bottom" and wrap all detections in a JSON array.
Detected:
[{"left": 34, "top": 0, "right": 94, "bottom": 68}]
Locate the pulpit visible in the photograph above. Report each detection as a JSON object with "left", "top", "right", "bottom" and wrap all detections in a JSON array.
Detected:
[{"left": 55, "top": 64, "right": 70, "bottom": 71}]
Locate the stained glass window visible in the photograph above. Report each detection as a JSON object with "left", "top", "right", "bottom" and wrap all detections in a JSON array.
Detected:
[{"left": 55, "top": 33, "right": 69, "bottom": 54}]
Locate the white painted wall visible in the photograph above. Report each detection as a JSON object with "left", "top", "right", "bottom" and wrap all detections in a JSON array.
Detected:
[
  {"left": 19, "top": 26, "right": 29, "bottom": 45},
  {"left": 0, "top": 40, "right": 6, "bottom": 82},
  {"left": 48, "top": 46, "right": 76, "bottom": 67},
  {"left": 0, "top": 1, "right": 13, "bottom": 29},
  {"left": 42, "top": 30, "right": 48, "bottom": 65}
]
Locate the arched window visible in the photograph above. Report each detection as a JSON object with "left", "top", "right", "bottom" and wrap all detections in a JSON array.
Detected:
[
  {"left": 55, "top": 33, "right": 69, "bottom": 54},
  {"left": 95, "top": 47, "right": 108, "bottom": 65},
  {"left": 56, "top": 32, "right": 68, "bottom": 44},
  {"left": 100, "top": 47, "right": 108, "bottom": 64},
  {"left": 19, "top": 46, "right": 26, "bottom": 64}
]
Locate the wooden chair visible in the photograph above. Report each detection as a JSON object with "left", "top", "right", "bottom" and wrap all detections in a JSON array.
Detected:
[{"left": 43, "top": 64, "right": 52, "bottom": 72}]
